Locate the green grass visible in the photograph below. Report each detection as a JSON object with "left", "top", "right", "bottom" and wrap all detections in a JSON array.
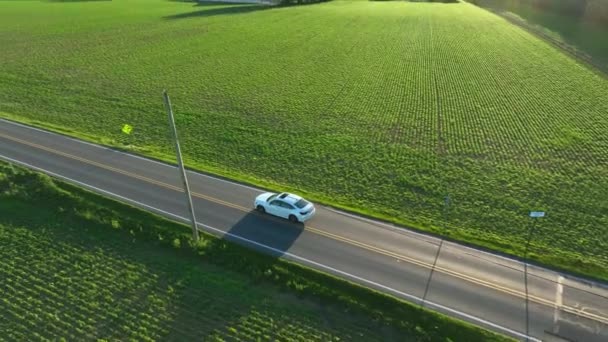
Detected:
[
  {"left": 0, "top": 0, "right": 607, "bottom": 281},
  {"left": 0, "top": 162, "right": 512, "bottom": 341}
]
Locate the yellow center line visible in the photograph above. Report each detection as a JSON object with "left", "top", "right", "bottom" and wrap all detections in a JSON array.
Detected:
[{"left": 2, "top": 132, "right": 607, "bottom": 325}]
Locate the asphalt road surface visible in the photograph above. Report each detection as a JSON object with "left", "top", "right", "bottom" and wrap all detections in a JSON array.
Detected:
[{"left": 1, "top": 118, "right": 607, "bottom": 341}]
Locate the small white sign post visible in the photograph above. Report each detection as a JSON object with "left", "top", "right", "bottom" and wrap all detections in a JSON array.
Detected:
[{"left": 529, "top": 211, "right": 546, "bottom": 218}]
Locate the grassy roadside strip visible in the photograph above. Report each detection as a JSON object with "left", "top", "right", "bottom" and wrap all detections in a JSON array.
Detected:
[
  {"left": 0, "top": 160, "right": 512, "bottom": 341},
  {"left": 2, "top": 112, "right": 606, "bottom": 284}
]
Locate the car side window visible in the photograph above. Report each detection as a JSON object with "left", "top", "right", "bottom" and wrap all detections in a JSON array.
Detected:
[
  {"left": 270, "top": 200, "right": 281, "bottom": 206},
  {"left": 282, "top": 202, "right": 295, "bottom": 210}
]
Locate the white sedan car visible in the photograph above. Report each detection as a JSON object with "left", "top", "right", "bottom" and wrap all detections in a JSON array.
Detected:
[{"left": 254, "top": 192, "right": 316, "bottom": 223}]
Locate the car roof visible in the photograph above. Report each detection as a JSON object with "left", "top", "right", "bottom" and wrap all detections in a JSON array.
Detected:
[{"left": 278, "top": 192, "right": 303, "bottom": 205}]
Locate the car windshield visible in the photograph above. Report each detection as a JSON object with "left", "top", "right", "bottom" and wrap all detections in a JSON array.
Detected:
[
  {"left": 294, "top": 199, "right": 310, "bottom": 209},
  {"left": 267, "top": 194, "right": 277, "bottom": 202}
]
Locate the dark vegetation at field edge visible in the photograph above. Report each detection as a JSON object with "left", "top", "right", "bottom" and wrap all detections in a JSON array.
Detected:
[{"left": 470, "top": 0, "right": 608, "bottom": 72}]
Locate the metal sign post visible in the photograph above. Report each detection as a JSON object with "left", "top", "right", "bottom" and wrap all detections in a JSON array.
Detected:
[
  {"left": 524, "top": 211, "right": 545, "bottom": 341},
  {"left": 163, "top": 90, "right": 199, "bottom": 242}
]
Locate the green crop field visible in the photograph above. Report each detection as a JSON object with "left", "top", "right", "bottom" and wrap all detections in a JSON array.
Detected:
[
  {"left": 0, "top": 162, "right": 511, "bottom": 341},
  {"left": 0, "top": 0, "right": 607, "bottom": 280},
  {"left": 0, "top": 171, "right": 382, "bottom": 341}
]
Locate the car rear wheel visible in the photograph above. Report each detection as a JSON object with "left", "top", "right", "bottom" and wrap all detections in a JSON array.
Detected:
[
  {"left": 288, "top": 215, "right": 298, "bottom": 223},
  {"left": 256, "top": 205, "right": 265, "bottom": 214}
]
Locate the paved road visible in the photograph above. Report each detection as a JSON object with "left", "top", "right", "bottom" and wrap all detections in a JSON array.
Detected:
[{"left": 1, "top": 118, "right": 607, "bottom": 341}]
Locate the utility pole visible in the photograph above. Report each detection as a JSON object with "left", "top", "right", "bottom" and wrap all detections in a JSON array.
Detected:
[{"left": 163, "top": 90, "right": 199, "bottom": 242}]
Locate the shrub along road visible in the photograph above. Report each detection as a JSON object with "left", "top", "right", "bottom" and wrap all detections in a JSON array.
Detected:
[{"left": 1, "top": 119, "right": 607, "bottom": 341}]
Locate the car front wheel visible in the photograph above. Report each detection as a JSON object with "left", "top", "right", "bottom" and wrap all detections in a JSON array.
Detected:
[
  {"left": 256, "top": 205, "right": 266, "bottom": 214},
  {"left": 288, "top": 215, "right": 298, "bottom": 223}
]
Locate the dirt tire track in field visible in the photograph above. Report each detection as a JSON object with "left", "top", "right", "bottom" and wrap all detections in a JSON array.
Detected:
[
  {"left": 428, "top": 12, "right": 446, "bottom": 158},
  {"left": 316, "top": 15, "right": 366, "bottom": 117},
  {"left": 422, "top": 10, "right": 450, "bottom": 305}
]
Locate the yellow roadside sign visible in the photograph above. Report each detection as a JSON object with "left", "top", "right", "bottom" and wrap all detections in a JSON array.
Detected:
[{"left": 121, "top": 124, "right": 133, "bottom": 135}]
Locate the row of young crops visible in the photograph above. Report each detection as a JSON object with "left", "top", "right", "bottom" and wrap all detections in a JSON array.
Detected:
[
  {"left": 0, "top": 0, "right": 606, "bottom": 277},
  {"left": 426, "top": 4, "right": 608, "bottom": 264},
  {"left": 0, "top": 226, "right": 173, "bottom": 340},
  {"left": 0, "top": 224, "right": 394, "bottom": 341}
]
